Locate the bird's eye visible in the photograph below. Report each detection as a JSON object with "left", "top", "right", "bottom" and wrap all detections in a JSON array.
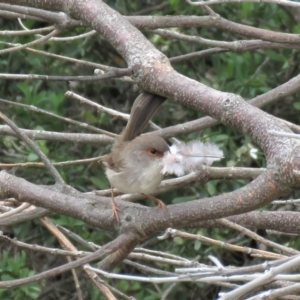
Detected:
[{"left": 146, "top": 147, "right": 164, "bottom": 157}]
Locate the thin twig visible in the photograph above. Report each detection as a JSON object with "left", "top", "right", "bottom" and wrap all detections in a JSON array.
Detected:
[
  {"left": 0, "top": 68, "right": 131, "bottom": 82},
  {"left": 0, "top": 125, "right": 114, "bottom": 143},
  {"left": 0, "top": 25, "right": 55, "bottom": 36},
  {"left": 0, "top": 231, "right": 88, "bottom": 257},
  {"left": 158, "top": 228, "right": 284, "bottom": 260},
  {"left": 0, "top": 156, "right": 104, "bottom": 169},
  {"left": 222, "top": 254, "right": 300, "bottom": 299},
  {"left": 0, "top": 97, "right": 115, "bottom": 136},
  {"left": 0, "top": 111, "right": 64, "bottom": 185},
  {"left": 0, "top": 28, "right": 60, "bottom": 55},
  {"left": 0, "top": 41, "right": 126, "bottom": 72},
  {"left": 0, "top": 202, "right": 31, "bottom": 219},
  {"left": 216, "top": 218, "right": 298, "bottom": 256},
  {"left": 85, "top": 268, "right": 117, "bottom": 300},
  {"left": 40, "top": 217, "right": 83, "bottom": 300}
]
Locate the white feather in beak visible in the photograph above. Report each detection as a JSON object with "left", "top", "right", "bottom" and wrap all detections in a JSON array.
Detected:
[{"left": 161, "top": 140, "right": 223, "bottom": 176}]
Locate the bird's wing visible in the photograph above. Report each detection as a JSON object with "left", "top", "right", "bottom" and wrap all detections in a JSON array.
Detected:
[{"left": 120, "top": 92, "right": 166, "bottom": 142}]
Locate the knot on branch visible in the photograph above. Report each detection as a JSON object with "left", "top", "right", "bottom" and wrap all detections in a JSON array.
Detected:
[
  {"left": 55, "top": 12, "right": 76, "bottom": 30},
  {"left": 118, "top": 210, "right": 150, "bottom": 240},
  {"left": 271, "top": 142, "right": 300, "bottom": 188},
  {"left": 131, "top": 53, "right": 172, "bottom": 84},
  {"left": 131, "top": 57, "right": 142, "bottom": 79},
  {"left": 222, "top": 94, "right": 243, "bottom": 109}
]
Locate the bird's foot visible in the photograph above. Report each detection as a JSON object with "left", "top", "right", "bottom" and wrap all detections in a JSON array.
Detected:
[
  {"left": 110, "top": 186, "right": 120, "bottom": 222},
  {"left": 141, "top": 193, "right": 167, "bottom": 211},
  {"left": 111, "top": 198, "right": 121, "bottom": 222}
]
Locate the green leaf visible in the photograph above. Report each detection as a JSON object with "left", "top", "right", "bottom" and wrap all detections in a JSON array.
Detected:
[
  {"left": 265, "top": 50, "right": 285, "bottom": 62},
  {"left": 194, "top": 240, "right": 201, "bottom": 251},
  {"left": 293, "top": 24, "right": 300, "bottom": 33},
  {"left": 206, "top": 181, "right": 216, "bottom": 196},
  {"left": 27, "top": 153, "right": 39, "bottom": 161},
  {"left": 240, "top": 2, "right": 254, "bottom": 17},
  {"left": 174, "top": 236, "right": 185, "bottom": 245},
  {"left": 90, "top": 176, "right": 109, "bottom": 189},
  {"left": 83, "top": 110, "right": 98, "bottom": 123},
  {"left": 169, "top": 0, "right": 180, "bottom": 8},
  {"left": 172, "top": 195, "right": 195, "bottom": 204},
  {"left": 293, "top": 102, "right": 300, "bottom": 110},
  {"left": 37, "top": 140, "right": 49, "bottom": 155}
]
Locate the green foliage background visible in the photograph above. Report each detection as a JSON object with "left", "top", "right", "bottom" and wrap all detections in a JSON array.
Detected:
[{"left": 0, "top": 1, "right": 300, "bottom": 299}]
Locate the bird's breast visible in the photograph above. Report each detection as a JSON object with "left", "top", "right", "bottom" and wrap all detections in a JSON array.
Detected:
[{"left": 105, "top": 161, "right": 163, "bottom": 194}]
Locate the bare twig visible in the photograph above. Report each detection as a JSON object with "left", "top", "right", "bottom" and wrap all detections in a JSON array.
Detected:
[
  {"left": 0, "top": 28, "right": 60, "bottom": 55},
  {"left": 0, "top": 125, "right": 114, "bottom": 143},
  {"left": 0, "top": 97, "right": 115, "bottom": 136},
  {"left": 0, "top": 231, "right": 88, "bottom": 257},
  {"left": 158, "top": 228, "right": 284, "bottom": 260},
  {"left": 39, "top": 217, "right": 84, "bottom": 300},
  {"left": 0, "top": 202, "right": 31, "bottom": 219},
  {"left": 152, "top": 29, "right": 300, "bottom": 50},
  {"left": 0, "top": 25, "right": 55, "bottom": 36},
  {"left": 216, "top": 218, "right": 298, "bottom": 256},
  {"left": 0, "top": 68, "right": 131, "bottom": 82},
  {"left": 85, "top": 268, "right": 117, "bottom": 300},
  {"left": 222, "top": 254, "right": 300, "bottom": 299},
  {"left": 0, "top": 111, "right": 64, "bottom": 185},
  {"left": 0, "top": 156, "right": 104, "bottom": 169},
  {"left": 0, "top": 3, "right": 82, "bottom": 27}
]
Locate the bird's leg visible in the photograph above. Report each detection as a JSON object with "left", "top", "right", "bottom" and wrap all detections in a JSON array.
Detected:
[
  {"left": 110, "top": 186, "right": 120, "bottom": 222},
  {"left": 141, "top": 193, "right": 167, "bottom": 210}
]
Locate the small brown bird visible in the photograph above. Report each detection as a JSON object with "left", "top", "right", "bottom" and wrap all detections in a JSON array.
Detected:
[{"left": 101, "top": 93, "right": 169, "bottom": 220}]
